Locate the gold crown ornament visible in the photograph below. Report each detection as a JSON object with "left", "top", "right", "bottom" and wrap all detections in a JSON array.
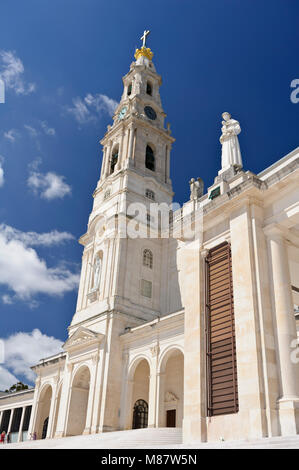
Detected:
[{"left": 134, "top": 46, "right": 153, "bottom": 61}]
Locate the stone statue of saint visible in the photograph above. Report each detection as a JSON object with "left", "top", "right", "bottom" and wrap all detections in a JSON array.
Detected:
[
  {"left": 220, "top": 112, "right": 242, "bottom": 171},
  {"left": 189, "top": 177, "right": 204, "bottom": 200},
  {"left": 93, "top": 255, "right": 102, "bottom": 289}
]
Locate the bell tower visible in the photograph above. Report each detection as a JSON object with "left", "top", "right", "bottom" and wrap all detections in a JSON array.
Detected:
[
  {"left": 70, "top": 32, "right": 175, "bottom": 332},
  {"left": 97, "top": 30, "right": 174, "bottom": 195}
]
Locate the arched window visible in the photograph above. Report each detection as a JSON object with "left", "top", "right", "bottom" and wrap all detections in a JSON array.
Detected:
[
  {"left": 143, "top": 249, "right": 153, "bottom": 269},
  {"left": 127, "top": 83, "right": 132, "bottom": 96},
  {"left": 145, "top": 145, "right": 155, "bottom": 171},
  {"left": 146, "top": 81, "right": 152, "bottom": 96},
  {"left": 132, "top": 399, "right": 148, "bottom": 429},
  {"left": 145, "top": 189, "right": 155, "bottom": 201},
  {"left": 110, "top": 150, "right": 118, "bottom": 174}
]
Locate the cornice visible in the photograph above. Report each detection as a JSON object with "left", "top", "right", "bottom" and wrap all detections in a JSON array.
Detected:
[{"left": 100, "top": 115, "right": 175, "bottom": 146}]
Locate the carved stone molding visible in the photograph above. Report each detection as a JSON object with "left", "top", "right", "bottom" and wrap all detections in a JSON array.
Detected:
[
  {"left": 150, "top": 345, "right": 160, "bottom": 357},
  {"left": 53, "top": 375, "right": 60, "bottom": 385},
  {"left": 87, "top": 288, "right": 98, "bottom": 303},
  {"left": 91, "top": 354, "right": 99, "bottom": 365},
  {"left": 63, "top": 326, "right": 104, "bottom": 352},
  {"left": 165, "top": 391, "right": 179, "bottom": 402}
]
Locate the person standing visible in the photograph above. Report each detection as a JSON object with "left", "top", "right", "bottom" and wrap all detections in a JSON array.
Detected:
[{"left": 0, "top": 431, "right": 5, "bottom": 444}]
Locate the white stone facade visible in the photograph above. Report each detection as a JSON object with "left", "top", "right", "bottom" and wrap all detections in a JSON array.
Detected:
[{"left": 1, "top": 44, "right": 299, "bottom": 445}]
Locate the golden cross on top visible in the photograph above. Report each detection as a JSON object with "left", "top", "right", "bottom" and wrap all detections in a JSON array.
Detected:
[{"left": 140, "top": 30, "right": 150, "bottom": 48}]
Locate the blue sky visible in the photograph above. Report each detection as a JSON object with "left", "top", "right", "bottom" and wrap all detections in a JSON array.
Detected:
[{"left": 0, "top": 0, "right": 298, "bottom": 389}]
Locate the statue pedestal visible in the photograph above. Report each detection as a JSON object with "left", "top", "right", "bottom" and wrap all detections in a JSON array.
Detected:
[{"left": 216, "top": 164, "right": 243, "bottom": 182}]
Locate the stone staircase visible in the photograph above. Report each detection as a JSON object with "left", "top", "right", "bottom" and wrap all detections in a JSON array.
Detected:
[
  {"left": 3, "top": 427, "right": 299, "bottom": 449},
  {"left": 2, "top": 427, "right": 183, "bottom": 449}
]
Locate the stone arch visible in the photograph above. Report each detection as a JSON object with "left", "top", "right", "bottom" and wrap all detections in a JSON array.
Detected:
[
  {"left": 110, "top": 144, "right": 119, "bottom": 174},
  {"left": 142, "top": 248, "right": 153, "bottom": 269},
  {"left": 88, "top": 213, "right": 107, "bottom": 239},
  {"left": 158, "top": 344, "right": 184, "bottom": 374},
  {"left": 157, "top": 346, "right": 184, "bottom": 428},
  {"left": 66, "top": 365, "right": 91, "bottom": 436},
  {"left": 145, "top": 144, "right": 155, "bottom": 171},
  {"left": 128, "top": 356, "right": 151, "bottom": 429},
  {"left": 146, "top": 80, "right": 153, "bottom": 96},
  {"left": 128, "top": 354, "right": 152, "bottom": 381},
  {"left": 35, "top": 383, "right": 53, "bottom": 439}
]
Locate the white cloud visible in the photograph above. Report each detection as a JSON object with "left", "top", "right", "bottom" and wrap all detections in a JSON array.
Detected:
[
  {"left": 0, "top": 224, "right": 79, "bottom": 302},
  {"left": 28, "top": 171, "right": 71, "bottom": 200},
  {"left": 0, "top": 224, "right": 74, "bottom": 246},
  {"left": 84, "top": 93, "right": 118, "bottom": 117},
  {"left": 40, "top": 121, "right": 56, "bottom": 136},
  {"left": 0, "top": 329, "right": 63, "bottom": 387},
  {"left": 67, "top": 93, "right": 118, "bottom": 125},
  {"left": 24, "top": 124, "right": 38, "bottom": 138},
  {"left": 0, "top": 366, "right": 18, "bottom": 391},
  {"left": 0, "top": 156, "right": 4, "bottom": 187},
  {"left": 4, "top": 129, "right": 18, "bottom": 142},
  {"left": 0, "top": 50, "right": 35, "bottom": 96},
  {"left": 67, "top": 96, "right": 90, "bottom": 124},
  {"left": 2, "top": 294, "right": 13, "bottom": 304}
]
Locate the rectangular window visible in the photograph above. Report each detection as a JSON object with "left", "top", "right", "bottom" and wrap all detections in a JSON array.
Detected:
[
  {"left": 141, "top": 279, "right": 152, "bottom": 298},
  {"left": 205, "top": 242, "right": 238, "bottom": 416}
]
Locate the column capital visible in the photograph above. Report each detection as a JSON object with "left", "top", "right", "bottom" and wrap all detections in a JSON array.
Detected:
[{"left": 200, "top": 248, "right": 209, "bottom": 259}]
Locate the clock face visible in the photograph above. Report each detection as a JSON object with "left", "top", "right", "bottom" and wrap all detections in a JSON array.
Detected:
[
  {"left": 144, "top": 106, "right": 157, "bottom": 120},
  {"left": 118, "top": 106, "right": 127, "bottom": 120}
]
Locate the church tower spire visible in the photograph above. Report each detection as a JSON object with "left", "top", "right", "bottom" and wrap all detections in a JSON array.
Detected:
[
  {"left": 71, "top": 33, "right": 175, "bottom": 328},
  {"left": 96, "top": 31, "right": 174, "bottom": 194}
]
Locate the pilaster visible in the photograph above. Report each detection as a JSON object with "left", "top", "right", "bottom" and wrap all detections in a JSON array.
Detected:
[{"left": 264, "top": 223, "right": 299, "bottom": 435}]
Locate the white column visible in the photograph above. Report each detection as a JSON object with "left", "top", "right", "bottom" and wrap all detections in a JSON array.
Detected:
[
  {"left": 179, "top": 240, "right": 207, "bottom": 443},
  {"left": 126, "top": 126, "right": 135, "bottom": 168},
  {"left": 116, "top": 131, "right": 124, "bottom": 171},
  {"left": 28, "top": 377, "right": 41, "bottom": 439},
  {"left": 18, "top": 407, "right": 26, "bottom": 443},
  {"left": 124, "top": 380, "right": 134, "bottom": 430},
  {"left": 7, "top": 408, "right": 14, "bottom": 434},
  {"left": 148, "top": 374, "right": 157, "bottom": 428},
  {"left": 104, "top": 141, "right": 112, "bottom": 177},
  {"left": 122, "top": 128, "right": 129, "bottom": 167},
  {"left": 148, "top": 347, "right": 159, "bottom": 428},
  {"left": 91, "top": 347, "right": 105, "bottom": 433},
  {"left": 265, "top": 225, "right": 299, "bottom": 399},
  {"left": 54, "top": 362, "right": 73, "bottom": 438},
  {"left": 156, "top": 372, "right": 166, "bottom": 427},
  {"left": 83, "top": 355, "right": 99, "bottom": 434},
  {"left": 46, "top": 380, "right": 58, "bottom": 438},
  {"left": 250, "top": 204, "right": 280, "bottom": 437},
  {"left": 0, "top": 410, "right": 3, "bottom": 430},
  {"left": 165, "top": 144, "right": 171, "bottom": 183},
  {"left": 119, "top": 352, "right": 130, "bottom": 431},
  {"left": 100, "top": 146, "right": 107, "bottom": 180},
  {"left": 265, "top": 225, "right": 299, "bottom": 435}
]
